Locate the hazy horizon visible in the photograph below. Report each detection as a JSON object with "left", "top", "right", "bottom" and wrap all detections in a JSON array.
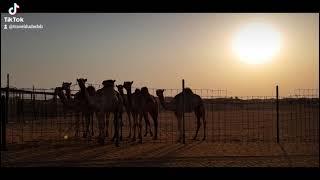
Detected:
[{"left": 1, "top": 13, "right": 319, "bottom": 97}]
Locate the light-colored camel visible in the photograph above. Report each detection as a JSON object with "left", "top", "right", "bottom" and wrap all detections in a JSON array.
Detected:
[
  {"left": 156, "top": 88, "right": 206, "bottom": 142},
  {"left": 77, "top": 78, "right": 122, "bottom": 146}
]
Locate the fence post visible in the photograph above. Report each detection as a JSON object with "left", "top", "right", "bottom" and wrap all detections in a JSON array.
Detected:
[
  {"left": 33, "top": 85, "right": 36, "bottom": 121},
  {"left": 1, "top": 74, "right": 9, "bottom": 150},
  {"left": 1, "top": 95, "right": 7, "bottom": 151},
  {"left": 6, "top": 74, "right": 9, "bottom": 124},
  {"left": 182, "top": 79, "right": 185, "bottom": 144},
  {"left": 276, "top": 85, "right": 280, "bottom": 143}
]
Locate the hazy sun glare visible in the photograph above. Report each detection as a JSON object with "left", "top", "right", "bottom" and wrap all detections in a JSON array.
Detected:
[
  {"left": 1, "top": 14, "right": 318, "bottom": 96},
  {"left": 232, "top": 23, "right": 281, "bottom": 64}
]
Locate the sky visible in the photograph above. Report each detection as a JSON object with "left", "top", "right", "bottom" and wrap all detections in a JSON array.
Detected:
[{"left": 1, "top": 13, "right": 319, "bottom": 97}]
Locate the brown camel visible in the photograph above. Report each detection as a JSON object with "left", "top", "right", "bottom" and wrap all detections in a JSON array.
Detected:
[
  {"left": 54, "top": 86, "right": 82, "bottom": 137},
  {"left": 140, "top": 86, "right": 159, "bottom": 140},
  {"left": 116, "top": 84, "right": 132, "bottom": 138},
  {"left": 156, "top": 88, "right": 206, "bottom": 142},
  {"left": 123, "top": 81, "right": 143, "bottom": 142},
  {"left": 96, "top": 80, "right": 124, "bottom": 141},
  {"left": 61, "top": 81, "right": 95, "bottom": 138},
  {"left": 123, "top": 81, "right": 158, "bottom": 142}
]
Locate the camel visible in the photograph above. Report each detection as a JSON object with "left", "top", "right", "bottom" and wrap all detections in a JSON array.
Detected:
[
  {"left": 61, "top": 82, "right": 73, "bottom": 119},
  {"left": 61, "top": 81, "right": 95, "bottom": 138},
  {"left": 54, "top": 86, "right": 82, "bottom": 137},
  {"left": 116, "top": 84, "right": 132, "bottom": 138},
  {"left": 156, "top": 88, "right": 206, "bottom": 142},
  {"left": 123, "top": 81, "right": 158, "bottom": 142},
  {"left": 123, "top": 82, "right": 142, "bottom": 142},
  {"left": 96, "top": 80, "right": 124, "bottom": 141},
  {"left": 140, "top": 87, "right": 159, "bottom": 140},
  {"left": 77, "top": 78, "right": 122, "bottom": 146}
]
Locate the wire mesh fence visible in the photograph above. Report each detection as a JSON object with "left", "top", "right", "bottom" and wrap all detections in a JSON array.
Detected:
[{"left": 1, "top": 85, "right": 318, "bottom": 149}]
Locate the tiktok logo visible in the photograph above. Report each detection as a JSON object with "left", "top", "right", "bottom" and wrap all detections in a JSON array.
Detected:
[{"left": 8, "top": 3, "right": 20, "bottom": 15}]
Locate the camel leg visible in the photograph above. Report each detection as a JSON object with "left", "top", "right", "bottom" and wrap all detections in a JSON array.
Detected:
[
  {"left": 143, "top": 112, "right": 148, "bottom": 137},
  {"left": 202, "top": 117, "right": 206, "bottom": 141},
  {"left": 138, "top": 113, "right": 143, "bottom": 143},
  {"left": 74, "top": 112, "right": 80, "bottom": 137},
  {"left": 193, "top": 114, "right": 201, "bottom": 140},
  {"left": 81, "top": 113, "right": 86, "bottom": 138},
  {"left": 148, "top": 113, "right": 153, "bottom": 137},
  {"left": 105, "top": 112, "right": 110, "bottom": 137},
  {"left": 113, "top": 111, "right": 120, "bottom": 147},
  {"left": 91, "top": 113, "right": 94, "bottom": 136},
  {"left": 202, "top": 108, "right": 206, "bottom": 141},
  {"left": 143, "top": 112, "right": 152, "bottom": 137},
  {"left": 119, "top": 112, "right": 123, "bottom": 141},
  {"left": 132, "top": 113, "right": 137, "bottom": 141},
  {"left": 175, "top": 112, "right": 182, "bottom": 143},
  {"left": 112, "top": 111, "right": 122, "bottom": 142},
  {"left": 97, "top": 112, "right": 105, "bottom": 145},
  {"left": 127, "top": 111, "right": 132, "bottom": 138},
  {"left": 82, "top": 113, "right": 87, "bottom": 138},
  {"left": 85, "top": 113, "right": 91, "bottom": 139},
  {"left": 151, "top": 111, "right": 158, "bottom": 140},
  {"left": 151, "top": 104, "right": 158, "bottom": 140}
]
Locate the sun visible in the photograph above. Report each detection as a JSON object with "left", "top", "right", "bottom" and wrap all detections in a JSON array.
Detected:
[{"left": 232, "top": 23, "right": 281, "bottom": 64}]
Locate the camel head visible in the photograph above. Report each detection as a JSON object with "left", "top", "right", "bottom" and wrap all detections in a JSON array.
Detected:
[
  {"left": 123, "top": 81, "right": 133, "bottom": 92},
  {"left": 102, "top": 80, "right": 115, "bottom": 87},
  {"left": 116, "top": 84, "right": 124, "bottom": 94},
  {"left": 61, "top": 82, "right": 72, "bottom": 91},
  {"left": 156, "top": 89, "right": 165, "bottom": 97},
  {"left": 134, "top": 88, "right": 141, "bottom": 95}
]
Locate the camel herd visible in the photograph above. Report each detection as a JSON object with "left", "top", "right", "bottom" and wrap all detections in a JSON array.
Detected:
[{"left": 54, "top": 79, "right": 206, "bottom": 147}]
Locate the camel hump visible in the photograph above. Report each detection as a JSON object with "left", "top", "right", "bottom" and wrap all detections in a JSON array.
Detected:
[
  {"left": 102, "top": 80, "right": 115, "bottom": 87},
  {"left": 184, "top": 88, "right": 193, "bottom": 94}
]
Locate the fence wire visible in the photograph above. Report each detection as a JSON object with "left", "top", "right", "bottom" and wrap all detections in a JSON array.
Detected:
[{"left": 1, "top": 86, "right": 319, "bottom": 155}]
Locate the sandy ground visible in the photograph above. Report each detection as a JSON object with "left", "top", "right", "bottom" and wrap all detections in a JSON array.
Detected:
[
  {"left": 1, "top": 139, "right": 318, "bottom": 167},
  {"left": 2, "top": 104, "right": 318, "bottom": 167}
]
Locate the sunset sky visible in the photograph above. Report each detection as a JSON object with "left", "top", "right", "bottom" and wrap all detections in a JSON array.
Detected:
[{"left": 1, "top": 13, "right": 319, "bottom": 97}]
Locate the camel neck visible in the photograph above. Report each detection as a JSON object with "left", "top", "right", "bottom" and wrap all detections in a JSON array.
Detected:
[
  {"left": 57, "top": 92, "right": 68, "bottom": 105},
  {"left": 126, "top": 88, "right": 132, "bottom": 104},
  {"left": 65, "top": 89, "right": 71, "bottom": 99},
  {"left": 119, "top": 91, "right": 124, "bottom": 96},
  {"left": 78, "top": 83, "right": 94, "bottom": 107},
  {"left": 158, "top": 95, "right": 167, "bottom": 110}
]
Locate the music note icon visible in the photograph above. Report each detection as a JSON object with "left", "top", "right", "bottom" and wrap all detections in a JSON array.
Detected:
[{"left": 8, "top": 3, "right": 20, "bottom": 16}]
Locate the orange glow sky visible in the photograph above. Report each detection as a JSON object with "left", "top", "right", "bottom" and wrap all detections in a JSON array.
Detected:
[{"left": 1, "top": 13, "right": 319, "bottom": 97}]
